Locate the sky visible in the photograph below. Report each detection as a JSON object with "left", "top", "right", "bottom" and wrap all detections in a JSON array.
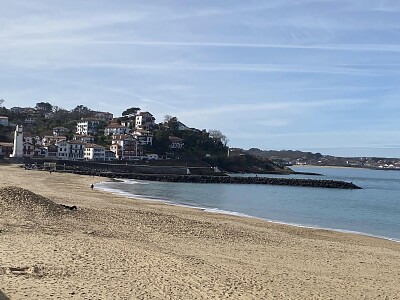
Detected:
[{"left": 1, "top": 0, "right": 399, "bottom": 158}]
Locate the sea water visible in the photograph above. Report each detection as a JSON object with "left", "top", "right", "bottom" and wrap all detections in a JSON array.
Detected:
[{"left": 96, "top": 166, "right": 400, "bottom": 241}]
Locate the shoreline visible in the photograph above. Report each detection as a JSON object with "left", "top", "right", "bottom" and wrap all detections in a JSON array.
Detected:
[
  {"left": 96, "top": 179, "right": 400, "bottom": 244},
  {"left": 1, "top": 164, "right": 400, "bottom": 299}
]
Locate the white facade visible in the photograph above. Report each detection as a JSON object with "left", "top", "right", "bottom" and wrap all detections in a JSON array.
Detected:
[
  {"left": 57, "top": 140, "right": 69, "bottom": 160},
  {"left": 57, "top": 140, "right": 86, "bottom": 160},
  {"left": 135, "top": 112, "right": 155, "bottom": 130},
  {"left": 11, "top": 125, "right": 23, "bottom": 157},
  {"left": 84, "top": 144, "right": 105, "bottom": 161},
  {"left": 69, "top": 141, "right": 86, "bottom": 160},
  {"left": 105, "top": 124, "right": 130, "bottom": 136},
  {"left": 53, "top": 127, "right": 69, "bottom": 136},
  {"left": 76, "top": 119, "right": 101, "bottom": 135},
  {"left": 42, "top": 135, "right": 67, "bottom": 146},
  {"left": 133, "top": 129, "right": 153, "bottom": 145},
  {"left": 110, "top": 135, "right": 142, "bottom": 160}
]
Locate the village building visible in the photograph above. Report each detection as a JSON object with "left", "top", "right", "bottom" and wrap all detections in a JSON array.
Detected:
[
  {"left": 56, "top": 140, "right": 86, "bottom": 160},
  {"left": 23, "top": 141, "right": 46, "bottom": 158},
  {"left": 94, "top": 111, "right": 113, "bottom": 122},
  {"left": 104, "top": 123, "right": 131, "bottom": 136},
  {"left": 42, "top": 135, "right": 67, "bottom": 146},
  {"left": 133, "top": 129, "right": 153, "bottom": 146},
  {"left": 44, "top": 143, "right": 58, "bottom": 159},
  {"left": 0, "top": 142, "right": 13, "bottom": 158},
  {"left": 53, "top": 126, "right": 70, "bottom": 136},
  {"left": 0, "top": 116, "right": 9, "bottom": 126},
  {"left": 105, "top": 150, "right": 117, "bottom": 161},
  {"left": 135, "top": 112, "right": 155, "bottom": 130},
  {"left": 84, "top": 144, "right": 106, "bottom": 161},
  {"left": 76, "top": 119, "right": 101, "bottom": 135},
  {"left": 169, "top": 136, "right": 184, "bottom": 149},
  {"left": 73, "top": 134, "right": 95, "bottom": 144},
  {"left": 69, "top": 140, "right": 86, "bottom": 160},
  {"left": 120, "top": 119, "right": 134, "bottom": 129},
  {"left": 110, "top": 134, "right": 142, "bottom": 160}
]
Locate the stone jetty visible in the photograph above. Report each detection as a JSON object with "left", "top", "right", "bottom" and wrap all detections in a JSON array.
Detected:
[{"left": 71, "top": 170, "right": 361, "bottom": 189}]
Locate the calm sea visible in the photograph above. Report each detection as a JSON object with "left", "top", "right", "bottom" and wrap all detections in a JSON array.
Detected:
[{"left": 96, "top": 166, "right": 400, "bottom": 242}]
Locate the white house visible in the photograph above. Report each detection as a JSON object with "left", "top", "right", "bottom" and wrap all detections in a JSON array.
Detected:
[
  {"left": 69, "top": 140, "right": 86, "bottom": 160},
  {"left": 76, "top": 119, "right": 101, "bottom": 135},
  {"left": 133, "top": 129, "right": 153, "bottom": 146},
  {"left": 110, "top": 134, "right": 142, "bottom": 160},
  {"left": 0, "top": 116, "right": 8, "bottom": 126},
  {"left": 84, "top": 144, "right": 105, "bottom": 161},
  {"left": 42, "top": 135, "right": 67, "bottom": 146},
  {"left": 135, "top": 112, "right": 155, "bottom": 130},
  {"left": 57, "top": 140, "right": 70, "bottom": 160},
  {"left": 104, "top": 123, "right": 131, "bottom": 136},
  {"left": 23, "top": 142, "right": 46, "bottom": 158},
  {"left": 73, "top": 134, "right": 95, "bottom": 144},
  {"left": 53, "top": 126, "right": 69, "bottom": 136}
]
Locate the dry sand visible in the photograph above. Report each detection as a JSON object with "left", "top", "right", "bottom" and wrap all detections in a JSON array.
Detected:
[{"left": 0, "top": 164, "right": 399, "bottom": 300}]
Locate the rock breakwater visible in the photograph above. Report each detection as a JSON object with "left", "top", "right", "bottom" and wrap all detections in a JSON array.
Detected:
[{"left": 70, "top": 170, "right": 361, "bottom": 189}]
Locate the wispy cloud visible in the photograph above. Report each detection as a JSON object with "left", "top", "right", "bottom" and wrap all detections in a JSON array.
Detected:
[
  {"left": 178, "top": 98, "right": 368, "bottom": 117},
  {"left": 4, "top": 38, "right": 400, "bottom": 53}
]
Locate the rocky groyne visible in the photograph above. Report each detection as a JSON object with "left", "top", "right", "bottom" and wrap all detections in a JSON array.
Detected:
[{"left": 69, "top": 170, "right": 361, "bottom": 189}]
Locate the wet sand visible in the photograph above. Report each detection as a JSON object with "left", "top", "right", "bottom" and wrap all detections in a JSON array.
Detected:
[{"left": 1, "top": 164, "right": 399, "bottom": 299}]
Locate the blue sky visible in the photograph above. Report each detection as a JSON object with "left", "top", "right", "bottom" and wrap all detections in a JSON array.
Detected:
[{"left": 1, "top": 0, "right": 399, "bottom": 157}]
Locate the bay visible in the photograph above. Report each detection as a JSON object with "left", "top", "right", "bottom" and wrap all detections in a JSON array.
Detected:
[{"left": 96, "top": 166, "right": 400, "bottom": 241}]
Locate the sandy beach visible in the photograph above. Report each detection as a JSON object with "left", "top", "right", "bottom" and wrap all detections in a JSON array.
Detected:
[{"left": 1, "top": 164, "right": 399, "bottom": 299}]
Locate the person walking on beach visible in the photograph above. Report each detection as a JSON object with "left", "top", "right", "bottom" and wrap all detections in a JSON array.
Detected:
[{"left": 90, "top": 184, "right": 94, "bottom": 190}]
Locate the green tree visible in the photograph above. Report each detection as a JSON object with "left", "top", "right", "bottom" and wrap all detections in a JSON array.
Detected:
[
  {"left": 152, "top": 129, "right": 170, "bottom": 154},
  {"left": 122, "top": 107, "right": 140, "bottom": 118},
  {"left": 35, "top": 102, "right": 53, "bottom": 112}
]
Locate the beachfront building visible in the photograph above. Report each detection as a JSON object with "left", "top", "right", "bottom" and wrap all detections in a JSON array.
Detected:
[
  {"left": 57, "top": 140, "right": 86, "bottom": 160},
  {"left": 23, "top": 141, "right": 46, "bottom": 158},
  {"left": 44, "top": 144, "right": 58, "bottom": 159},
  {"left": 23, "top": 132, "right": 41, "bottom": 146},
  {"left": 110, "top": 134, "right": 143, "bottom": 160},
  {"left": 0, "top": 116, "right": 8, "bottom": 126},
  {"left": 76, "top": 119, "right": 101, "bottom": 135},
  {"left": 105, "top": 150, "right": 117, "bottom": 161},
  {"left": 104, "top": 123, "right": 131, "bottom": 136},
  {"left": 133, "top": 129, "right": 153, "bottom": 146},
  {"left": 84, "top": 144, "right": 106, "bottom": 161},
  {"left": 69, "top": 140, "right": 86, "bottom": 160},
  {"left": 57, "top": 140, "right": 69, "bottom": 160},
  {"left": 53, "top": 126, "right": 70, "bottom": 136},
  {"left": 135, "top": 112, "right": 155, "bottom": 130}
]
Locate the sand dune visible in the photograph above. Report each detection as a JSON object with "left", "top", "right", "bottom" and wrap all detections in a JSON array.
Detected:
[{"left": 0, "top": 164, "right": 399, "bottom": 299}]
